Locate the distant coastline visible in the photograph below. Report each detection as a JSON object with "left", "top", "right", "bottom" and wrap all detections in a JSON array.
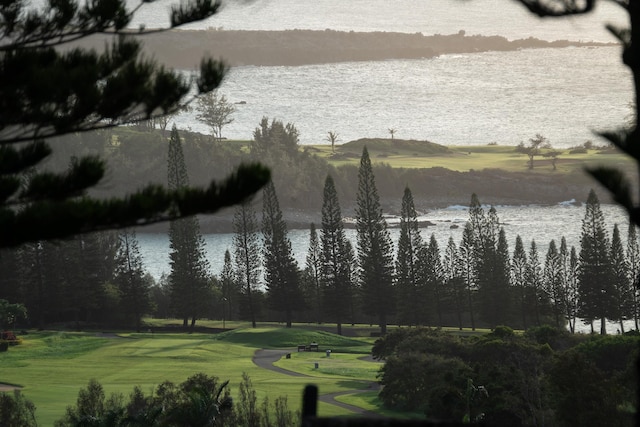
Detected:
[{"left": 76, "top": 29, "right": 615, "bottom": 68}]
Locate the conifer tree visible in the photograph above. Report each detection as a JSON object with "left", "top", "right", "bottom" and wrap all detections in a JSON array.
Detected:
[
  {"left": 0, "top": 0, "right": 269, "bottom": 247},
  {"left": 63, "top": 232, "right": 117, "bottom": 327},
  {"left": 459, "top": 223, "right": 477, "bottom": 330},
  {"left": 220, "top": 249, "right": 237, "bottom": 324},
  {"left": 626, "top": 221, "right": 640, "bottom": 330},
  {"left": 114, "top": 229, "right": 150, "bottom": 332},
  {"left": 304, "top": 223, "right": 322, "bottom": 324},
  {"left": 233, "top": 201, "right": 261, "bottom": 328},
  {"left": 17, "top": 240, "right": 59, "bottom": 328},
  {"left": 355, "top": 147, "right": 395, "bottom": 334},
  {"left": 167, "top": 125, "right": 211, "bottom": 330},
  {"left": 466, "top": 196, "right": 509, "bottom": 326},
  {"left": 493, "top": 227, "right": 512, "bottom": 325},
  {"left": 395, "top": 186, "right": 423, "bottom": 326},
  {"left": 261, "top": 181, "right": 304, "bottom": 328},
  {"left": 527, "top": 240, "right": 543, "bottom": 327},
  {"left": 578, "top": 189, "right": 614, "bottom": 334},
  {"left": 443, "top": 236, "right": 465, "bottom": 330},
  {"left": 567, "top": 246, "right": 580, "bottom": 333},
  {"left": 344, "top": 239, "right": 358, "bottom": 326},
  {"left": 559, "top": 236, "right": 579, "bottom": 333},
  {"left": 610, "top": 224, "right": 632, "bottom": 332},
  {"left": 419, "top": 234, "right": 445, "bottom": 326},
  {"left": 320, "top": 175, "right": 353, "bottom": 335},
  {"left": 543, "top": 239, "right": 565, "bottom": 328},
  {"left": 512, "top": 235, "right": 529, "bottom": 329}
]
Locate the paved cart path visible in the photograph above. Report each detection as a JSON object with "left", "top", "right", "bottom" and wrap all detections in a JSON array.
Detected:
[{"left": 252, "top": 349, "right": 382, "bottom": 417}]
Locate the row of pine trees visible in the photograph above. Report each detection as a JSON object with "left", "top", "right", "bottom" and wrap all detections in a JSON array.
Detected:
[{"left": 1, "top": 121, "right": 637, "bottom": 334}]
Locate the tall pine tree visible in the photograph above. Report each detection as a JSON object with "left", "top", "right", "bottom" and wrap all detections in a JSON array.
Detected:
[
  {"left": 443, "top": 236, "right": 465, "bottom": 330},
  {"left": 512, "top": 235, "right": 529, "bottom": 329},
  {"left": 114, "top": 229, "right": 151, "bottom": 332},
  {"left": 304, "top": 223, "right": 322, "bottom": 324},
  {"left": 320, "top": 175, "right": 353, "bottom": 335},
  {"left": 355, "top": 147, "right": 395, "bottom": 334},
  {"left": 559, "top": 236, "right": 579, "bottom": 333},
  {"left": 543, "top": 239, "right": 565, "bottom": 328},
  {"left": 627, "top": 220, "right": 640, "bottom": 330},
  {"left": 578, "top": 189, "right": 615, "bottom": 334},
  {"left": 395, "top": 186, "right": 423, "bottom": 326},
  {"left": 219, "top": 249, "right": 238, "bottom": 324},
  {"left": 527, "top": 240, "right": 543, "bottom": 327},
  {"left": 610, "top": 224, "right": 632, "bottom": 332},
  {"left": 459, "top": 223, "right": 477, "bottom": 330},
  {"left": 261, "top": 181, "right": 304, "bottom": 328},
  {"left": 419, "top": 234, "right": 444, "bottom": 326},
  {"left": 233, "top": 201, "right": 261, "bottom": 328},
  {"left": 167, "top": 125, "right": 211, "bottom": 330}
]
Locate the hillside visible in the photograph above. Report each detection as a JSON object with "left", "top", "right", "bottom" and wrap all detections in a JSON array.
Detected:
[{"left": 45, "top": 128, "right": 634, "bottom": 233}]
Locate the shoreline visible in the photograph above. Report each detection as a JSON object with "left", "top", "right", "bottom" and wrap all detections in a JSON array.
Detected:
[{"left": 72, "top": 29, "right": 616, "bottom": 68}]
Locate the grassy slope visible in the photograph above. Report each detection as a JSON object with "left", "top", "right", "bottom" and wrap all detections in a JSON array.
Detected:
[
  {"left": 1, "top": 327, "right": 379, "bottom": 425},
  {"left": 307, "top": 138, "right": 634, "bottom": 174}
]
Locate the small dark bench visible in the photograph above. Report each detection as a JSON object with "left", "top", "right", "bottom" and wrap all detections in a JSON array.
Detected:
[{"left": 297, "top": 345, "right": 307, "bottom": 352}]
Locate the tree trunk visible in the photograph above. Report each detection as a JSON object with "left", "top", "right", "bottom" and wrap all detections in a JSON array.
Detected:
[
  {"left": 600, "top": 317, "right": 607, "bottom": 335},
  {"left": 379, "top": 313, "right": 387, "bottom": 335}
]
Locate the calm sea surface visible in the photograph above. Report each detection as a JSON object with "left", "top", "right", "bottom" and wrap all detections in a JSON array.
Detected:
[
  {"left": 175, "top": 46, "right": 632, "bottom": 148},
  {"left": 121, "top": 0, "right": 635, "bottom": 147}
]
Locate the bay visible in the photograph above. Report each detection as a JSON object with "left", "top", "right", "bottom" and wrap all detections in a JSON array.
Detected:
[{"left": 176, "top": 46, "right": 632, "bottom": 148}]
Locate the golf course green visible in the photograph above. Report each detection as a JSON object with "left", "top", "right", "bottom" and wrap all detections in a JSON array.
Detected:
[{"left": 1, "top": 324, "right": 388, "bottom": 425}]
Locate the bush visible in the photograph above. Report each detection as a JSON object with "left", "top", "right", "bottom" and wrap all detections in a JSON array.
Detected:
[{"left": 0, "top": 392, "right": 37, "bottom": 427}]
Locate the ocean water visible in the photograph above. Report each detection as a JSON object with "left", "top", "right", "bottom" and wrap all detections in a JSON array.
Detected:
[
  {"left": 120, "top": 0, "right": 635, "bottom": 147},
  {"left": 138, "top": 202, "right": 629, "bottom": 281},
  {"left": 174, "top": 46, "right": 632, "bottom": 148}
]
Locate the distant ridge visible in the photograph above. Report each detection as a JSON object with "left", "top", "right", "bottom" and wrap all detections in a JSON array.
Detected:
[{"left": 72, "top": 29, "right": 615, "bottom": 68}]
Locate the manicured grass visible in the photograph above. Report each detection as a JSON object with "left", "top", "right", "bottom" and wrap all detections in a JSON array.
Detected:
[
  {"left": 309, "top": 139, "right": 634, "bottom": 173},
  {"left": 274, "top": 351, "right": 381, "bottom": 381},
  {"left": 1, "top": 327, "right": 381, "bottom": 425},
  {"left": 336, "top": 392, "right": 426, "bottom": 419}
]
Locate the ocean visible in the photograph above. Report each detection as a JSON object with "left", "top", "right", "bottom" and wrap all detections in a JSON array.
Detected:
[{"left": 122, "top": 0, "right": 634, "bottom": 147}]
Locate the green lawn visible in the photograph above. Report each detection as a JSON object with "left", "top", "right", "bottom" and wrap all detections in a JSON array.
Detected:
[
  {"left": 1, "top": 327, "right": 382, "bottom": 425},
  {"left": 308, "top": 139, "right": 634, "bottom": 173}
]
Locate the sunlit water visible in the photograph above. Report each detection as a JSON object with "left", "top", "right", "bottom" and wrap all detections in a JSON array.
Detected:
[
  {"left": 119, "top": 0, "right": 636, "bottom": 147},
  {"left": 174, "top": 47, "right": 632, "bottom": 148}
]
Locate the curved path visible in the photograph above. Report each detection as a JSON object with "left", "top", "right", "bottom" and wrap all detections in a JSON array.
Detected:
[{"left": 252, "top": 349, "right": 382, "bottom": 417}]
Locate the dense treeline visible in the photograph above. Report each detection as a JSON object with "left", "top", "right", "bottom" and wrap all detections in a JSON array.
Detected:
[
  {"left": 372, "top": 326, "right": 638, "bottom": 426},
  {"left": 2, "top": 119, "right": 639, "bottom": 332}
]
